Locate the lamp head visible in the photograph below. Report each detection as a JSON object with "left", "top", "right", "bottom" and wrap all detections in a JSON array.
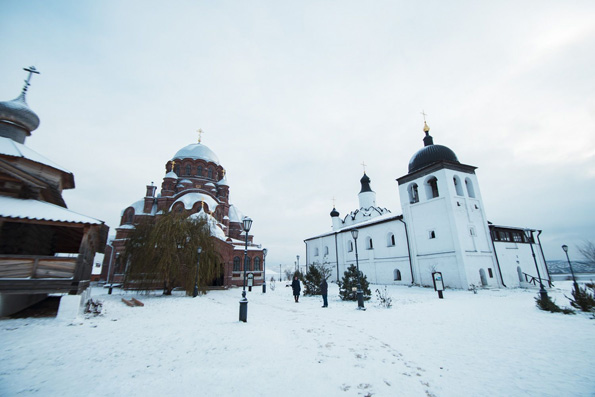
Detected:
[
  {"left": 197, "top": 247, "right": 202, "bottom": 254},
  {"left": 242, "top": 216, "right": 253, "bottom": 233},
  {"left": 562, "top": 244, "right": 568, "bottom": 253},
  {"left": 351, "top": 229, "right": 359, "bottom": 239},
  {"left": 263, "top": 248, "right": 268, "bottom": 257}
]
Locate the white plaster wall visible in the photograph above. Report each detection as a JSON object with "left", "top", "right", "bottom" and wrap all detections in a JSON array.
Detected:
[{"left": 495, "top": 241, "right": 550, "bottom": 288}]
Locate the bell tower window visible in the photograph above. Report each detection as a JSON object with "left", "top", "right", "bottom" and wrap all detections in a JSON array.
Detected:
[
  {"left": 426, "top": 177, "right": 439, "bottom": 199},
  {"left": 409, "top": 183, "right": 419, "bottom": 204}
]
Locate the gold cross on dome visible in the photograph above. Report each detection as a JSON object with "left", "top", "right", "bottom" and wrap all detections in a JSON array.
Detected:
[
  {"left": 420, "top": 110, "right": 428, "bottom": 122},
  {"left": 197, "top": 128, "right": 204, "bottom": 143},
  {"left": 361, "top": 161, "right": 367, "bottom": 173}
]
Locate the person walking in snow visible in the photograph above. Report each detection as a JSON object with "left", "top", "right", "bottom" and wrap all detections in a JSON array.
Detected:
[
  {"left": 291, "top": 275, "right": 301, "bottom": 303},
  {"left": 320, "top": 278, "right": 328, "bottom": 308}
]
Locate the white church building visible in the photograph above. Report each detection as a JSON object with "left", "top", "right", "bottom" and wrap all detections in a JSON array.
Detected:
[{"left": 304, "top": 122, "right": 551, "bottom": 290}]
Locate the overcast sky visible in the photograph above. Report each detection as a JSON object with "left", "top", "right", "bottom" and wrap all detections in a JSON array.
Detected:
[{"left": 2, "top": 0, "right": 594, "bottom": 267}]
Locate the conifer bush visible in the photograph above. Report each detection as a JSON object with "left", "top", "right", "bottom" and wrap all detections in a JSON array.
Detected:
[
  {"left": 337, "top": 264, "right": 371, "bottom": 301},
  {"left": 535, "top": 293, "right": 574, "bottom": 315},
  {"left": 567, "top": 282, "right": 595, "bottom": 312},
  {"left": 303, "top": 262, "right": 332, "bottom": 296}
]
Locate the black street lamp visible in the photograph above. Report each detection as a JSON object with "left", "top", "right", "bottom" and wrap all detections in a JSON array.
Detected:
[
  {"left": 350, "top": 229, "right": 364, "bottom": 309},
  {"left": 239, "top": 216, "right": 252, "bottom": 322},
  {"left": 524, "top": 229, "right": 548, "bottom": 301},
  {"left": 193, "top": 246, "right": 202, "bottom": 298},
  {"left": 296, "top": 255, "right": 300, "bottom": 274},
  {"left": 562, "top": 244, "right": 579, "bottom": 291},
  {"left": 262, "top": 248, "right": 268, "bottom": 293}
]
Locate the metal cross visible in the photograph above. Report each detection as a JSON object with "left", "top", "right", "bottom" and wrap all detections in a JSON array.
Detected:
[
  {"left": 197, "top": 128, "right": 204, "bottom": 143},
  {"left": 361, "top": 161, "right": 367, "bottom": 173},
  {"left": 420, "top": 110, "right": 428, "bottom": 122},
  {"left": 22, "top": 66, "right": 40, "bottom": 93},
  {"left": 332, "top": 197, "right": 336, "bottom": 207}
]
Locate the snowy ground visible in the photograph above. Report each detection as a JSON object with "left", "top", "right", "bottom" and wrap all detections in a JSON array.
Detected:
[{"left": 1, "top": 281, "right": 594, "bottom": 397}]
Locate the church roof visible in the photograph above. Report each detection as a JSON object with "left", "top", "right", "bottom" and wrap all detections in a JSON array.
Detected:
[
  {"left": 173, "top": 142, "right": 220, "bottom": 165},
  {"left": 0, "top": 196, "right": 105, "bottom": 225},
  {"left": 305, "top": 212, "right": 403, "bottom": 240},
  {"left": 172, "top": 192, "right": 219, "bottom": 211},
  {"left": 408, "top": 122, "right": 460, "bottom": 173},
  {"left": 0, "top": 136, "right": 72, "bottom": 174}
]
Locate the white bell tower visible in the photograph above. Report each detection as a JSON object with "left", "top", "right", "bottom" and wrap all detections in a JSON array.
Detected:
[{"left": 397, "top": 121, "right": 499, "bottom": 289}]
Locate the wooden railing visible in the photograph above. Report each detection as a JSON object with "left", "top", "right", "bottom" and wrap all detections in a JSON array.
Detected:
[{"left": 0, "top": 255, "right": 77, "bottom": 279}]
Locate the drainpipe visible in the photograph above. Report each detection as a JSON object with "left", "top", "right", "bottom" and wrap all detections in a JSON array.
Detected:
[
  {"left": 536, "top": 230, "right": 551, "bottom": 282},
  {"left": 488, "top": 226, "right": 506, "bottom": 287},
  {"left": 397, "top": 218, "right": 415, "bottom": 284},
  {"left": 334, "top": 232, "right": 340, "bottom": 283},
  {"left": 105, "top": 242, "right": 116, "bottom": 294}
]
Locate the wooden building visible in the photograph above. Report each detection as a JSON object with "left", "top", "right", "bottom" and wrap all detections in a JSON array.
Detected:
[{"left": 0, "top": 67, "right": 108, "bottom": 316}]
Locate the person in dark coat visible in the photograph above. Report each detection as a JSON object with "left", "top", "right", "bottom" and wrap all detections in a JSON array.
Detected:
[
  {"left": 291, "top": 275, "right": 301, "bottom": 302},
  {"left": 320, "top": 278, "right": 328, "bottom": 307}
]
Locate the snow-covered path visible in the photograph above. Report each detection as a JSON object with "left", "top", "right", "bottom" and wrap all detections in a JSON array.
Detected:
[{"left": 1, "top": 282, "right": 594, "bottom": 396}]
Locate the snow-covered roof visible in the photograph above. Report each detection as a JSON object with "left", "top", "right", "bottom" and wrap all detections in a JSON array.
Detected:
[
  {"left": 164, "top": 171, "right": 177, "bottom": 179},
  {"left": 305, "top": 212, "right": 403, "bottom": 240},
  {"left": 188, "top": 210, "right": 227, "bottom": 240},
  {"left": 228, "top": 204, "right": 244, "bottom": 223},
  {"left": 0, "top": 196, "right": 104, "bottom": 225},
  {"left": 172, "top": 192, "right": 219, "bottom": 211},
  {"left": 0, "top": 136, "right": 71, "bottom": 174},
  {"left": 173, "top": 143, "right": 220, "bottom": 165}
]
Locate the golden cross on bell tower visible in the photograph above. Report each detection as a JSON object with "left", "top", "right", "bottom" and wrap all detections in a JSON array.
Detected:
[
  {"left": 361, "top": 161, "right": 367, "bottom": 173},
  {"left": 420, "top": 110, "right": 428, "bottom": 122},
  {"left": 197, "top": 128, "right": 204, "bottom": 143}
]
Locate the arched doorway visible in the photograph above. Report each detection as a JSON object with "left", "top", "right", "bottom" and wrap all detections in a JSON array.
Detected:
[
  {"left": 479, "top": 269, "right": 488, "bottom": 287},
  {"left": 517, "top": 266, "right": 524, "bottom": 283}
]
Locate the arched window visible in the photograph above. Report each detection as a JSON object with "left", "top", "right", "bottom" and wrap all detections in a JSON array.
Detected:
[
  {"left": 124, "top": 208, "right": 134, "bottom": 224},
  {"left": 394, "top": 269, "right": 402, "bottom": 281},
  {"left": 426, "top": 177, "right": 439, "bottom": 199},
  {"left": 314, "top": 247, "right": 319, "bottom": 256},
  {"left": 245, "top": 257, "right": 251, "bottom": 271},
  {"left": 173, "top": 165, "right": 180, "bottom": 176},
  {"left": 233, "top": 257, "right": 241, "bottom": 271},
  {"left": 208, "top": 167, "right": 213, "bottom": 179},
  {"left": 366, "top": 237, "right": 373, "bottom": 250},
  {"left": 324, "top": 246, "right": 329, "bottom": 256},
  {"left": 408, "top": 183, "right": 419, "bottom": 204},
  {"left": 453, "top": 175, "right": 464, "bottom": 196},
  {"left": 185, "top": 165, "right": 191, "bottom": 175},
  {"left": 387, "top": 233, "right": 395, "bottom": 247},
  {"left": 465, "top": 177, "right": 476, "bottom": 198},
  {"left": 196, "top": 166, "right": 203, "bottom": 177},
  {"left": 254, "top": 257, "right": 261, "bottom": 271},
  {"left": 348, "top": 241, "right": 353, "bottom": 252}
]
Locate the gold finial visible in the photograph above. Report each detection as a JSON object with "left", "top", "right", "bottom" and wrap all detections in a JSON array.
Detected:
[
  {"left": 197, "top": 128, "right": 204, "bottom": 143},
  {"left": 361, "top": 161, "right": 367, "bottom": 173},
  {"left": 421, "top": 110, "right": 430, "bottom": 132},
  {"left": 222, "top": 169, "right": 226, "bottom": 177},
  {"left": 171, "top": 160, "right": 176, "bottom": 170},
  {"left": 200, "top": 201, "right": 205, "bottom": 210}
]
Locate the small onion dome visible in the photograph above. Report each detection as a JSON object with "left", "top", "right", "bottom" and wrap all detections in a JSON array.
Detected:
[
  {"left": 172, "top": 142, "right": 220, "bottom": 165},
  {"left": 164, "top": 170, "right": 178, "bottom": 179},
  {"left": 359, "top": 173, "right": 373, "bottom": 193},
  {"left": 217, "top": 174, "right": 229, "bottom": 187},
  {"left": 408, "top": 123, "right": 459, "bottom": 173},
  {"left": 0, "top": 92, "right": 40, "bottom": 132},
  {"left": 330, "top": 207, "right": 340, "bottom": 217}
]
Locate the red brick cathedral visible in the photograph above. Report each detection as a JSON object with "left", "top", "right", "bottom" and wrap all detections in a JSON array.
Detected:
[{"left": 101, "top": 135, "right": 265, "bottom": 288}]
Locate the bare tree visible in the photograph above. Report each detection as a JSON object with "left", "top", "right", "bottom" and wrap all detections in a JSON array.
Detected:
[{"left": 577, "top": 241, "right": 595, "bottom": 266}]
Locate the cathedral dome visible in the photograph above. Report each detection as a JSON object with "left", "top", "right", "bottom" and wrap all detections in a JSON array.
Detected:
[
  {"left": 173, "top": 142, "right": 220, "bottom": 165},
  {"left": 408, "top": 122, "right": 459, "bottom": 173},
  {"left": 0, "top": 93, "right": 40, "bottom": 133}
]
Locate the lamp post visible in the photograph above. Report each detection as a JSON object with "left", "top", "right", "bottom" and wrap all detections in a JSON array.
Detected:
[
  {"left": 262, "top": 248, "right": 268, "bottom": 293},
  {"left": 193, "top": 246, "right": 202, "bottom": 298},
  {"left": 524, "top": 229, "right": 548, "bottom": 301},
  {"left": 562, "top": 244, "right": 579, "bottom": 292},
  {"left": 296, "top": 255, "right": 300, "bottom": 274},
  {"left": 239, "top": 216, "right": 252, "bottom": 322},
  {"left": 351, "top": 229, "right": 364, "bottom": 309}
]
